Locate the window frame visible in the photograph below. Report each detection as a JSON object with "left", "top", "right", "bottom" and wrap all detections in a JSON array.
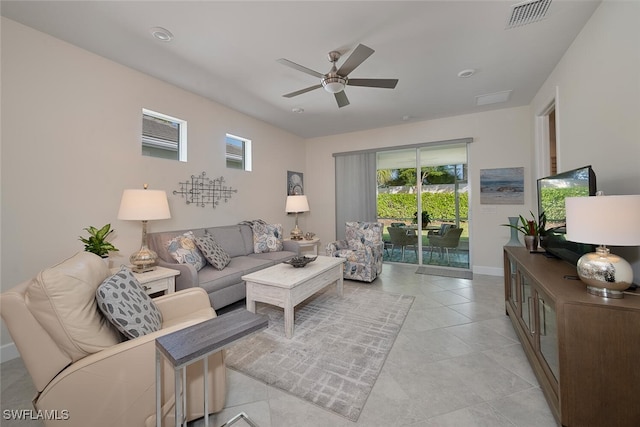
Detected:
[
  {"left": 225, "top": 133, "right": 252, "bottom": 171},
  {"left": 142, "top": 108, "right": 187, "bottom": 162}
]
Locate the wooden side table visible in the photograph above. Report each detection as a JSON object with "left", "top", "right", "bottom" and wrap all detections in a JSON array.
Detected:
[
  {"left": 155, "top": 310, "right": 268, "bottom": 427},
  {"left": 284, "top": 237, "right": 321, "bottom": 256}
]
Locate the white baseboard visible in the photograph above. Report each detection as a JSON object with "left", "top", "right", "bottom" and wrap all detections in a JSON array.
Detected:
[
  {"left": 1, "top": 342, "right": 20, "bottom": 363},
  {"left": 473, "top": 265, "right": 504, "bottom": 277}
]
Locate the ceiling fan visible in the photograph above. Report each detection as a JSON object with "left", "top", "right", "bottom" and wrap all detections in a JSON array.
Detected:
[{"left": 277, "top": 44, "right": 398, "bottom": 108}]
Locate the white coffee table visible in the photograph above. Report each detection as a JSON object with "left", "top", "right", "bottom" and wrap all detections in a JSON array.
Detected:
[{"left": 242, "top": 256, "right": 346, "bottom": 338}]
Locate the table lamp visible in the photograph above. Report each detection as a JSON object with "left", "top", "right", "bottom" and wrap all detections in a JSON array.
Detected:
[
  {"left": 565, "top": 194, "right": 640, "bottom": 298},
  {"left": 118, "top": 185, "right": 171, "bottom": 273},
  {"left": 285, "top": 195, "right": 309, "bottom": 240}
]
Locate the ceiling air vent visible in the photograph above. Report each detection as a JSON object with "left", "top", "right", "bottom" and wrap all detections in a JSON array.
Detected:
[{"left": 506, "top": 0, "right": 552, "bottom": 29}]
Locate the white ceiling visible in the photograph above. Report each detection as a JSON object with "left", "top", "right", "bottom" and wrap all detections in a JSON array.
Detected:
[{"left": 1, "top": 0, "right": 601, "bottom": 139}]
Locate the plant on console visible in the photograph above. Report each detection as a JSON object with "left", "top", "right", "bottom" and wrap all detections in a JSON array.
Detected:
[
  {"left": 501, "top": 211, "right": 545, "bottom": 236},
  {"left": 502, "top": 211, "right": 546, "bottom": 250}
]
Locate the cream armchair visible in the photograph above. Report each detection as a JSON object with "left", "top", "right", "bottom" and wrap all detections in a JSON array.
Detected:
[{"left": 0, "top": 252, "right": 226, "bottom": 426}]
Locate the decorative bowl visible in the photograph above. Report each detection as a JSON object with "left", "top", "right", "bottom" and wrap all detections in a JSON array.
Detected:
[{"left": 283, "top": 256, "right": 317, "bottom": 268}]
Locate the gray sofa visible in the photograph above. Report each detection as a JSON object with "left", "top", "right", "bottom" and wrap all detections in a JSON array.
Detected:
[{"left": 148, "top": 225, "right": 297, "bottom": 309}]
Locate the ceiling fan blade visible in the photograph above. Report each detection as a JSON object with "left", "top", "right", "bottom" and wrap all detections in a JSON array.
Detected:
[
  {"left": 347, "top": 78, "right": 399, "bottom": 89},
  {"left": 283, "top": 84, "right": 322, "bottom": 98},
  {"left": 335, "top": 91, "right": 350, "bottom": 108},
  {"left": 277, "top": 58, "right": 324, "bottom": 79},
  {"left": 337, "top": 44, "right": 374, "bottom": 76}
]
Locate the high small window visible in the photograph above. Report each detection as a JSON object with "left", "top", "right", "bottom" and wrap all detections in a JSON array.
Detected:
[
  {"left": 142, "top": 109, "right": 187, "bottom": 161},
  {"left": 225, "top": 133, "right": 252, "bottom": 171}
]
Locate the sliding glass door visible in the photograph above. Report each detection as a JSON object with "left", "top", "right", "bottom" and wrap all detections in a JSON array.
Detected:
[
  {"left": 377, "top": 149, "right": 418, "bottom": 265},
  {"left": 377, "top": 142, "right": 470, "bottom": 271}
]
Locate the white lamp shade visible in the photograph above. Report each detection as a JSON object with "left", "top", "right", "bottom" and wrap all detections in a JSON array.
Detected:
[
  {"left": 285, "top": 195, "right": 309, "bottom": 213},
  {"left": 118, "top": 189, "right": 171, "bottom": 221},
  {"left": 565, "top": 195, "right": 640, "bottom": 246}
]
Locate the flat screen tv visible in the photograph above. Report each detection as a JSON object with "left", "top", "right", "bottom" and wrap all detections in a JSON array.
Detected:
[{"left": 537, "top": 165, "right": 597, "bottom": 265}]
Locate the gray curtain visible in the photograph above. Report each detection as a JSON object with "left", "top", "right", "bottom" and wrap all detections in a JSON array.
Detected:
[{"left": 334, "top": 152, "right": 377, "bottom": 240}]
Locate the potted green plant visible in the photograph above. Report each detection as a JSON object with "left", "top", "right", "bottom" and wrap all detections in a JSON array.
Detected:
[
  {"left": 79, "top": 224, "right": 119, "bottom": 258},
  {"left": 501, "top": 211, "right": 543, "bottom": 250},
  {"left": 413, "top": 211, "right": 432, "bottom": 229}
]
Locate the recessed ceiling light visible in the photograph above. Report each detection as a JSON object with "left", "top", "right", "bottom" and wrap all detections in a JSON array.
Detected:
[
  {"left": 150, "top": 27, "right": 173, "bottom": 42},
  {"left": 457, "top": 69, "right": 476, "bottom": 78},
  {"left": 402, "top": 115, "right": 411, "bottom": 121},
  {"left": 292, "top": 107, "right": 304, "bottom": 113}
]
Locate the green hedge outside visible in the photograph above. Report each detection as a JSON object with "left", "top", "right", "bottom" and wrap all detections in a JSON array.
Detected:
[{"left": 377, "top": 192, "right": 469, "bottom": 221}]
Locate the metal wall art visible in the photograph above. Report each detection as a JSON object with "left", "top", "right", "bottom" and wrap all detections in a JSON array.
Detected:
[{"left": 174, "top": 171, "right": 237, "bottom": 208}]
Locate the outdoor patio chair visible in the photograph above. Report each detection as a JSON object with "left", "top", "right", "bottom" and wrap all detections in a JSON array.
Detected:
[
  {"left": 428, "top": 226, "right": 463, "bottom": 265},
  {"left": 387, "top": 226, "right": 419, "bottom": 262}
]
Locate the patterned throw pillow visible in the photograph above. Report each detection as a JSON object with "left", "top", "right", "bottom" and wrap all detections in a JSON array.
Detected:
[
  {"left": 96, "top": 266, "right": 163, "bottom": 340},
  {"left": 253, "top": 222, "right": 284, "bottom": 253},
  {"left": 166, "top": 231, "right": 206, "bottom": 271},
  {"left": 195, "top": 233, "right": 231, "bottom": 270}
]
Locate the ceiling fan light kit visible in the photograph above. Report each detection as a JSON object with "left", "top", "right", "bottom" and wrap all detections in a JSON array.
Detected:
[
  {"left": 278, "top": 44, "right": 398, "bottom": 108},
  {"left": 322, "top": 76, "right": 347, "bottom": 93}
]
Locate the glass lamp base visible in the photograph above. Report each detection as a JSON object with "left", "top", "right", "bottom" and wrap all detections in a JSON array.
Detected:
[
  {"left": 576, "top": 246, "right": 632, "bottom": 299},
  {"left": 290, "top": 225, "right": 303, "bottom": 240},
  {"left": 130, "top": 245, "right": 158, "bottom": 273}
]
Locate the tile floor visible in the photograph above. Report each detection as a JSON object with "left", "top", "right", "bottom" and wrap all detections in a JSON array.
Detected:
[{"left": 1, "top": 263, "right": 557, "bottom": 427}]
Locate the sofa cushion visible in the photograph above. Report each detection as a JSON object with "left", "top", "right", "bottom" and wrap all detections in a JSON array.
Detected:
[
  {"left": 194, "top": 233, "right": 231, "bottom": 270},
  {"left": 197, "top": 255, "right": 276, "bottom": 295},
  {"left": 167, "top": 231, "right": 206, "bottom": 271},
  {"left": 248, "top": 251, "right": 296, "bottom": 263},
  {"left": 25, "top": 252, "right": 121, "bottom": 362},
  {"left": 96, "top": 266, "right": 163, "bottom": 339},
  {"left": 197, "top": 265, "right": 245, "bottom": 294},
  {"left": 206, "top": 225, "right": 251, "bottom": 257},
  {"left": 238, "top": 225, "right": 256, "bottom": 255},
  {"left": 252, "top": 223, "right": 284, "bottom": 253}
]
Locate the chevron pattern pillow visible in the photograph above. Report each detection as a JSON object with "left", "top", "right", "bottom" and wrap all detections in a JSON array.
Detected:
[{"left": 195, "top": 233, "right": 231, "bottom": 270}]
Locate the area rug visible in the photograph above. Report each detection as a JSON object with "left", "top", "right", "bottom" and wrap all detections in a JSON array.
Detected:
[{"left": 225, "top": 283, "right": 414, "bottom": 421}]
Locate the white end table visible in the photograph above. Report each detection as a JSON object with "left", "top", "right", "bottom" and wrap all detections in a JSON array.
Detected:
[
  {"left": 284, "top": 237, "right": 321, "bottom": 256},
  {"left": 112, "top": 266, "right": 179, "bottom": 295}
]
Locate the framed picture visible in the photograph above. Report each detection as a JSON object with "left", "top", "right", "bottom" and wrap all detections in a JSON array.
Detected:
[
  {"left": 480, "top": 167, "right": 524, "bottom": 205},
  {"left": 287, "top": 171, "right": 304, "bottom": 195}
]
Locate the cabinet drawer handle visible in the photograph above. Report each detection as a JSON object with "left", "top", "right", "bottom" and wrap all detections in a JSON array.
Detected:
[
  {"left": 538, "top": 297, "right": 547, "bottom": 336},
  {"left": 528, "top": 296, "right": 535, "bottom": 335}
]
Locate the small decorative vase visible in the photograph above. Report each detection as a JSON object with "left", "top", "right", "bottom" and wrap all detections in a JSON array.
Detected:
[
  {"left": 505, "top": 217, "right": 522, "bottom": 246},
  {"left": 524, "top": 235, "right": 538, "bottom": 251}
]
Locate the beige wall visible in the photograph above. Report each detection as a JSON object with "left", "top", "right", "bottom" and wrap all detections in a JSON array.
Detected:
[
  {"left": 531, "top": 0, "right": 640, "bottom": 277},
  {"left": 1, "top": 18, "right": 305, "bottom": 351},
  {"left": 304, "top": 106, "right": 533, "bottom": 275}
]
